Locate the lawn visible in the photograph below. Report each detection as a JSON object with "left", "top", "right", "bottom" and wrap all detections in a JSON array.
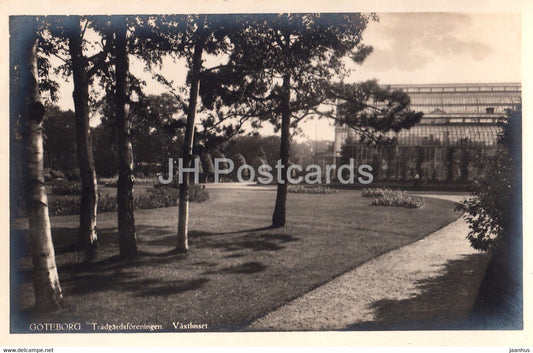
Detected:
[{"left": 10, "top": 188, "right": 460, "bottom": 332}]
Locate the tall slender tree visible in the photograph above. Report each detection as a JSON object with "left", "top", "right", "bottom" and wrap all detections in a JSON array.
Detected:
[
  {"left": 175, "top": 16, "right": 205, "bottom": 252},
  {"left": 64, "top": 16, "right": 102, "bottom": 259},
  {"left": 112, "top": 16, "right": 138, "bottom": 258},
  {"left": 10, "top": 16, "right": 63, "bottom": 310},
  {"left": 153, "top": 14, "right": 247, "bottom": 252}
]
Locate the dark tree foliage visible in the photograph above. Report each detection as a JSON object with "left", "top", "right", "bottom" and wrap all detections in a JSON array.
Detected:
[
  {"left": 42, "top": 106, "right": 77, "bottom": 171},
  {"left": 129, "top": 93, "right": 185, "bottom": 166},
  {"left": 330, "top": 80, "right": 423, "bottom": 144},
  {"left": 92, "top": 123, "right": 118, "bottom": 177},
  {"left": 458, "top": 106, "right": 522, "bottom": 328},
  {"left": 220, "top": 135, "right": 275, "bottom": 170}
]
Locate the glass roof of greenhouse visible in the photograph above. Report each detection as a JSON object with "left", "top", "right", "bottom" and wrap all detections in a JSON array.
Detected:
[
  {"left": 389, "top": 83, "right": 521, "bottom": 118},
  {"left": 334, "top": 83, "right": 520, "bottom": 152}
]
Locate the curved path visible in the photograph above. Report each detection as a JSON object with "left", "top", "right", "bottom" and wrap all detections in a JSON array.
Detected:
[{"left": 248, "top": 194, "right": 485, "bottom": 331}]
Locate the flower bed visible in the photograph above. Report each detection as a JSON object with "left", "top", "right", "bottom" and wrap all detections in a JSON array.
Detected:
[{"left": 362, "top": 188, "right": 424, "bottom": 209}]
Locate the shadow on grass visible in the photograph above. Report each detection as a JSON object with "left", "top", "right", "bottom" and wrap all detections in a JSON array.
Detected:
[
  {"left": 10, "top": 275, "right": 209, "bottom": 332},
  {"left": 62, "top": 270, "right": 208, "bottom": 298},
  {"left": 57, "top": 250, "right": 192, "bottom": 274},
  {"left": 346, "top": 253, "right": 491, "bottom": 331},
  {"left": 192, "top": 233, "right": 299, "bottom": 253},
  {"left": 136, "top": 278, "right": 209, "bottom": 297},
  {"left": 192, "top": 226, "right": 275, "bottom": 237},
  {"left": 134, "top": 226, "right": 276, "bottom": 248},
  {"left": 55, "top": 252, "right": 209, "bottom": 298},
  {"left": 12, "top": 225, "right": 289, "bottom": 259},
  {"left": 205, "top": 261, "right": 267, "bottom": 275},
  {"left": 224, "top": 253, "right": 246, "bottom": 259}
]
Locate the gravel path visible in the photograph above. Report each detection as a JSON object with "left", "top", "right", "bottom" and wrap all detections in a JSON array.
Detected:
[{"left": 248, "top": 194, "right": 483, "bottom": 331}]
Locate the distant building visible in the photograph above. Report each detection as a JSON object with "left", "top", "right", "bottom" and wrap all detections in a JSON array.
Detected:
[{"left": 333, "top": 83, "right": 521, "bottom": 182}]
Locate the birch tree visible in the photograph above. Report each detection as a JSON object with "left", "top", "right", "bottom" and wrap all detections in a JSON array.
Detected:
[
  {"left": 11, "top": 16, "right": 63, "bottom": 310},
  {"left": 65, "top": 16, "right": 110, "bottom": 259}
]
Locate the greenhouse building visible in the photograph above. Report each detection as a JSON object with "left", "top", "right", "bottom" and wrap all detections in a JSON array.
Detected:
[{"left": 333, "top": 82, "right": 521, "bottom": 182}]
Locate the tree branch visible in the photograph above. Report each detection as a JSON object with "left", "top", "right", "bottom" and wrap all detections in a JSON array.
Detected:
[
  {"left": 87, "top": 38, "right": 112, "bottom": 78},
  {"left": 80, "top": 19, "right": 89, "bottom": 40}
]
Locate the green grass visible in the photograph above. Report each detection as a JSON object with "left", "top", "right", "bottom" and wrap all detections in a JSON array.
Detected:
[{"left": 10, "top": 188, "right": 460, "bottom": 332}]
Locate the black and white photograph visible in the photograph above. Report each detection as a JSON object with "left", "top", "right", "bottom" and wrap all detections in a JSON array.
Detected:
[{"left": 2, "top": 0, "right": 530, "bottom": 350}]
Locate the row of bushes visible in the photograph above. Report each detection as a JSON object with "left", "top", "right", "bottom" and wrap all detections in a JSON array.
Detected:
[
  {"left": 36, "top": 185, "right": 209, "bottom": 217},
  {"left": 43, "top": 168, "right": 79, "bottom": 182},
  {"left": 49, "top": 177, "right": 162, "bottom": 195},
  {"left": 153, "top": 179, "right": 210, "bottom": 203},
  {"left": 362, "top": 188, "right": 425, "bottom": 209},
  {"left": 44, "top": 168, "right": 160, "bottom": 182},
  {"left": 49, "top": 182, "right": 82, "bottom": 195},
  {"left": 287, "top": 185, "right": 337, "bottom": 194}
]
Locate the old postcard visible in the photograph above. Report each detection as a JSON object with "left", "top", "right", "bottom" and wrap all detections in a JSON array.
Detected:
[{"left": 1, "top": 0, "right": 530, "bottom": 351}]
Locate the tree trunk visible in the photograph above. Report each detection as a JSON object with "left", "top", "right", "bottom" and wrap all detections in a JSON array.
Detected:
[
  {"left": 176, "top": 36, "right": 204, "bottom": 253},
  {"left": 272, "top": 71, "right": 291, "bottom": 228},
  {"left": 18, "top": 18, "right": 63, "bottom": 310},
  {"left": 68, "top": 16, "right": 98, "bottom": 260},
  {"left": 114, "top": 16, "right": 138, "bottom": 258}
]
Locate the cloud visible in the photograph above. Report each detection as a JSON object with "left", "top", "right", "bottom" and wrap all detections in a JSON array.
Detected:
[{"left": 362, "top": 13, "right": 493, "bottom": 72}]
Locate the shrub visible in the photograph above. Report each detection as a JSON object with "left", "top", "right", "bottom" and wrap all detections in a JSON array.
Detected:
[
  {"left": 135, "top": 177, "right": 157, "bottom": 185},
  {"left": 187, "top": 184, "right": 210, "bottom": 203},
  {"left": 361, "top": 187, "right": 386, "bottom": 198},
  {"left": 47, "top": 196, "right": 80, "bottom": 216},
  {"left": 50, "top": 181, "right": 82, "bottom": 195},
  {"left": 50, "top": 169, "right": 65, "bottom": 179},
  {"left": 44, "top": 168, "right": 65, "bottom": 181},
  {"left": 47, "top": 190, "right": 106, "bottom": 216},
  {"left": 135, "top": 187, "right": 180, "bottom": 209},
  {"left": 97, "top": 194, "right": 118, "bottom": 213},
  {"left": 153, "top": 177, "right": 209, "bottom": 201},
  {"left": 287, "top": 185, "right": 337, "bottom": 194},
  {"left": 64, "top": 168, "right": 81, "bottom": 181},
  {"left": 45, "top": 186, "right": 208, "bottom": 216},
  {"left": 100, "top": 177, "right": 155, "bottom": 187},
  {"left": 103, "top": 178, "right": 118, "bottom": 187},
  {"left": 43, "top": 169, "right": 52, "bottom": 181},
  {"left": 363, "top": 188, "right": 424, "bottom": 209},
  {"left": 134, "top": 171, "right": 146, "bottom": 179}
]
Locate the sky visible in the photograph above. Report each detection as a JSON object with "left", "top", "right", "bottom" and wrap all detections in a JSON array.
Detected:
[
  {"left": 53, "top": 12, "right": 522, "bottom": 142},
  {"left": 350, "top": 13, "right": 521, "bottom": 84}
]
